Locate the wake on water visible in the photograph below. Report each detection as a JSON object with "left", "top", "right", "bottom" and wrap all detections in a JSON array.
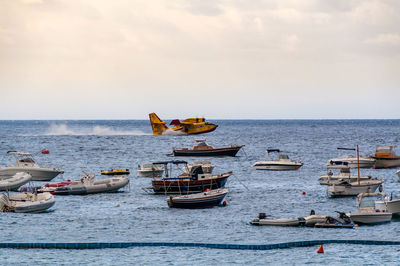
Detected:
[{"left": 22, "top": 124, "right": 151, "bottom": 136}]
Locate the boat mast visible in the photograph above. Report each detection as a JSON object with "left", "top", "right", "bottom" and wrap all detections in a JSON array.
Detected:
[{"left": 357, "top": 145, "right": 360, "bottom": 185}]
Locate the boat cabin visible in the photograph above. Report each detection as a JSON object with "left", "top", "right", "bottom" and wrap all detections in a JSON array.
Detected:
[
  {"left": 374, "top": 145, "right": 399, "bottom": 158},
  {"left": 193, "top": 139, "right": 214, "bottom": 151},
  {"left": 7, "top": 151, "right": 38, "bottom": 167}
]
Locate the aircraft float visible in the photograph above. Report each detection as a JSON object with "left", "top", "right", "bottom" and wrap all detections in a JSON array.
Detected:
[{"left": 149, "top": 113, "right": 218, "bottom": 135}]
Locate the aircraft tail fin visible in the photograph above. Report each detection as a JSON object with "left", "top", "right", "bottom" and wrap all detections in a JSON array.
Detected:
[{"left": 149, "top": 113, "right": 168, "bottom": 135}]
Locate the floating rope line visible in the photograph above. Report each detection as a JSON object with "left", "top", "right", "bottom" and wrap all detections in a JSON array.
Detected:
[{"left": 0, "top": 240, "right": 399, "bottom": 250}]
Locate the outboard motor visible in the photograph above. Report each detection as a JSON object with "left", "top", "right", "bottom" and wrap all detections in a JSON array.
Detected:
[{"left": 258, "top": 213, "right": 266, "bottom": 219}]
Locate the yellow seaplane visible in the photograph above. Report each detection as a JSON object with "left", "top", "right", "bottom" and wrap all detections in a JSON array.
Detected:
[{"left": 149, "top": 113, "right": 218, "bottom": 135}]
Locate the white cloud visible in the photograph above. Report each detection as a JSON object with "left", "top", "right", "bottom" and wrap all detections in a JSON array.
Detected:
[{"left": 365, "top": 34, "right": 400, "bottom": 46}]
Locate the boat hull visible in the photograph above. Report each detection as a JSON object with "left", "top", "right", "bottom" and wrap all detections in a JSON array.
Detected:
[
  {"left": 253, "top": 163, "right": 303, "bottom": 171},
  {"left": 328, "top": 181, "right": 383, "bottom": 197},
  {"left": 347, "top": 212, "right": 392, "bottom": 224},
  {"left": 167, "top": 189, "right": 228, "bottom": 209},
  {"left": 173, "top": 146, "right": 243, "bottom": 157},
  {"left": 251, "top": 217, "right": 304, "bottom": 226},
  {"left": 328, "top": 158, "right": 376, "bottom": 168},
  {"left": 8, "top": 192, "right": 55, "bottom": 213},
  {"left": 376, "top": 199, "right": 400, "bottom": 216},
  {"left": 0, "top": 167, "right": 63, "bottom": 181},
  {"left": 151, "top": 173, "right": 230, "bottom": 194},
  {"left": 373, "top": 157, "right": 400, "bottom": 169}
]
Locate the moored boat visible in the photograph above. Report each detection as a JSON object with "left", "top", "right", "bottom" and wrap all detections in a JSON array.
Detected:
[
  {"left": 149, "top": 160, "right": 231, "bottom": 194},
  {"left": 182, "top": 161, "right": 214, "bottom": 174},
  {"left": 327, "top": 179, "right": 384, "bottom": 197},
  {"left": 40, "top": 173, "right": 129, "bottom": 195},
  {"left": 372, "top": 145, "right": 400, "bottom": 168},
  {"left": 0, "top": 192, "right": 55, "bottom": 213},
  {"left": 375, "top": 194, "right": 400, "bottom": 216},
  {"left": 347, "top": 192, "right": 392, "bottom": 225},
  {"left": 0, "top": 151, "right": 63, "bottom": 181},
  {"left": 173, "top": 139, "right": 243, "bottom": 157},
  {"left": 314, "top": 212, "right": 354, "bottom": 229},
  {"left": 0, "top": 172, "right": 32, "bottom": 191},
  {"left": 318, "top": 161, "right": 372, "bottom": 185},
  {"left": 101, "top": 169, "right": 130, "bottom": 175},
  {"left": 166, "top": 188, "right": 228, "bottom": 208},
  {"left": 253, "top": 149, "right": 303, "bottom": 170},
  {"left": 137, "top": 164, "right": 164, "bottom": 178}
]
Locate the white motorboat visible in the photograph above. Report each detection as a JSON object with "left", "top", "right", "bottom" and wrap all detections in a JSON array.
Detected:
[
  {"left": 0, "top": 151, "right": 64, "bottom": 181},
  {"left": 347, "top": 193, "right": 392, "bottom": 225},
  {"left": 182, "top": 161, "right": 214, "bottom": 174},
  {"left": 327, "top": 156, "right": 375, "bottom": 169},
  {"left": 252, "top": 149, "right": 303, "bottom": 170},
  {"left": 0, "top": 192, "right": 55, "bottom": 213},
  {"left": 319, "top": 162, "right": 372, "bottom": 185},
  {"left": 372, "top": 145, "right": 400, "bottom": 168},
  {"left": 375, "top": 194, "right": 400, "bottom": 216},
  {"left": 137, "top": 164, "right": 164, "bottom": 178},
  {"left": 0, "top": 172, "right": 32, "bottom": 191},
  {"left": 250, "top": 211, "right": 326, "bottom": 226},
  {"left": 328, "top": 179, "right": 384, "bottom": 197}
]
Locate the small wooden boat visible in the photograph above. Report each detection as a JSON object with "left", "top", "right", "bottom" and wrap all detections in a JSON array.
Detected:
[
  {"left": 347, "top": 193, "right": 392, "bottom": 224},
  {"left": 0, "top": 172, "right": 32, "bottom": 191},
  {"left": 372, "top": 145, "right": 400, "bottom": 168},
  {"left": 327, "top": 179, "right": 384, "bottom": 197},
  {"left": 0, "top": 192, "right": 55, "bottom": 213},
  {"left": 101, "top": 169, "right": 130, "bottom": 175},
  {"left": 167, "top": 188, "right": 228, "bottom": 208},
  {"left": 40, "top": 173, "right": 129, "bottom": 195},
  {"left": 173, "top": 139, "right": 243, "bottom": 157}
]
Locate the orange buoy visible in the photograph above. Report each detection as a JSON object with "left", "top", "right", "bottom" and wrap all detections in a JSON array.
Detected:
[
  {"left": 317, "top": 244, "right": 324, "bottom": 253},
  {"left": 41, "top": 149, "right": 50, "bottom": 154}
]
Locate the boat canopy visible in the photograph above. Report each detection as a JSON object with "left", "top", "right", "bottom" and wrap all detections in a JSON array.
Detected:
[
  {"left": 267, "top": 149, "right": 280, "bottom": 153},
  {"left": 337, "top": 147, "right": 356, "bottom": 151},
  {"left": 152, "top": 160, "right": 187, "bottom": 165}
]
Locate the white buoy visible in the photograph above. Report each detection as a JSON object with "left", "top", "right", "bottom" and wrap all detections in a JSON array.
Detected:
[{"left": 115, "top": 203, "right": 120, "bottom": 207}]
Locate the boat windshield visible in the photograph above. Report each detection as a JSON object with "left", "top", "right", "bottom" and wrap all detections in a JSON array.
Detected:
[
  {"left": 19, "top": 158, "right": 35, "bottom": 163},
  {"left": 279, "top": 154, "right": 289, "bottom": 160},
  {"left": 359, "top": 198, "right": 377, "bottom": 208}
]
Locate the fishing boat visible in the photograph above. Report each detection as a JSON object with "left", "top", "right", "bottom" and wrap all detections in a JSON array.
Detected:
[
  {"left": 252, "top": 149, "right": 303, "bottom": 170},
  {"left": 0, "top": 151, "right": 64, "bottom": 181},
  {"left": 0, "top": 172, "right": 32, "bottom": 191},
  {"left": 347, "top": 193, "right": 392, "bottom": 224},
  {"left": 166, "top": 188, "right": 228, "bottom": 208},
  {"left": 0, "top": 192, "right": 55, "bottom": 213},
  {"left": 182, "top": 161, "right": 214, "bottom": 174},
  {"left": 40, "top": 173, "right": 129, "bottom": 195},
  {"left": 148, "top": 160, "right": 232, "bottom": 194},
  {"left": 173, "top": 139, "right": 243, "bottom": 157},
  {"left": 318, "top": 161, "right": 372, "bottom": 185},
  {"left": 137, "top": 164, "right": 164, "bottom": 177},
  {"left": 372, "top": 145, "right": 400, "bottom": 168},
  {"left": 101, "top": 169, "right": 130, "bottom": 175},
  {"left": 327, "top": 147, "right": 375, "bottom": 168},
  {"left": 149, "top": 113, "right": 217, "bottom": 135}
]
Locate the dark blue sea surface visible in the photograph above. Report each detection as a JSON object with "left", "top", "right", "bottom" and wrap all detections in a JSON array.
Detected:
[{"left": 1, "top": 120, "right": 400, "bottom": 264}]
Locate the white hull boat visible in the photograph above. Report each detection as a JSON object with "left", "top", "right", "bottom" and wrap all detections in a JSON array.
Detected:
[
  {"left": 0, "top": 192, "right": 55, "bottom": 213},
  {"left": 347, "top": 192, "right": 392, "bottom": 224},
  {"left": 182, "top": 161, "right": 214, "bottom": 174},
  {"left": 319, "top": 161, "right": 372, "bottom": 185},
  {"left": 328, "top": 179, "right": 384, "bottom": 197},
  {"left": 327, "top": 156, "right": 375, "bottom": 169},
  {"left": 253, "top": 149, "right": 303, "bottom": 171},
  {"left": 166, "top": 188, "right": 228, "bottom": 208},
  {"left": 375, "top": 198, "right": 400, "bottom": 216},
  {"left": 137, "top": 164, "right": 164, "bottom": 178},
  {"left": 0, "top": 151, "right": 63, "bottom": 181},
  {"left": 250, "top": 213, "right": 326, "bottom": 227},
  {"left": 0, "top": 172, "right": 32, "bottom": 191}
]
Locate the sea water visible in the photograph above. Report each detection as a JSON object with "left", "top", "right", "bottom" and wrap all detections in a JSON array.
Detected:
[{"left": 0, "top": 120, "right": 399, "bottom": 264}]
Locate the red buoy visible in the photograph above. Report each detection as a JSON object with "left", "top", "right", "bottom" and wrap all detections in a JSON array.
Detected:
[
  {"left": 41, "top": 149, "right": 50, "bottom": 154},
  {"left": 302, "top": 191, "right": 306, "bottom": 195},
  {"left": 317, "top": 244, "right": 324, "bottom": 253}
]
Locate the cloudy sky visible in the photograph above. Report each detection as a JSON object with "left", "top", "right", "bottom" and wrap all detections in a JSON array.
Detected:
[{"left": 1, "top": 0, "right": 399, "bottom": 119}]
